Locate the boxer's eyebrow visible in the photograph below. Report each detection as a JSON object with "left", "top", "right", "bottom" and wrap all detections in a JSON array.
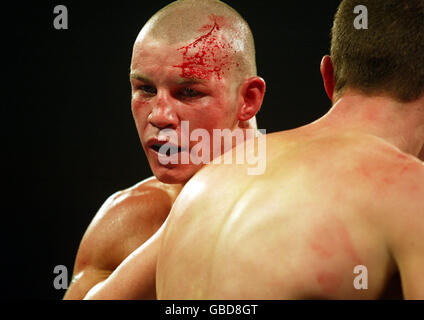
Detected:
[
  {"left": 129, "top": 73, "right": 152, "bottom": 83},
  {"left": 176, "top": 77, "right": 206, "bottom": 85}
]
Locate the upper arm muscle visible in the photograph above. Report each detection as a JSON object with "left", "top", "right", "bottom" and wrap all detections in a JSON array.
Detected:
[{"left": 64, "top": 179, "right": 174, "bottom": 299}]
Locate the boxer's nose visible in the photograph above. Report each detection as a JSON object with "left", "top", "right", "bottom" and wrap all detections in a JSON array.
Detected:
[{"left": 148, "top": 91, "right": 178, "bottom": 130}]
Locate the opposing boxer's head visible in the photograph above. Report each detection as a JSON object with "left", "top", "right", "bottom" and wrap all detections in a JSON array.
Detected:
[
  {"left": 130, "top": 0, "right": 265, "bottom": 184},
  {"left": 321, "top": 0, "right": 424, "bottom": 103}
]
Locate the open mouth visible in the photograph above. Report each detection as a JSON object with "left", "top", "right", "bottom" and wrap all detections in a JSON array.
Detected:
[{"left": 150, "top": 143, "right": 184, "bottom": 156}]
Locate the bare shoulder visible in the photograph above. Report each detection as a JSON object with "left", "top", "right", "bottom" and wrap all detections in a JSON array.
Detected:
[
  {"left": 358, "top": 142, "right": 424, "bottom": 299},
  {"left": 310, "top": 132, "right": 423, "bottom": 185},
  {"left": 366, "top": 142, "right": 424, "bottom": 234},
  {"left": 273, "top": 131, "right": 424, "bottom": 222},
  {"left": 74, "top": 176, "right": 183, "bottom": 272},
  {"left": 349, "top": 134, "right": 423, "bottom": 200},
  {"left": 92, "top": 176, "right": 182, "bottom": 227},
  {"left": 333, "top": 133, "right": 424, "bottom": 223}
]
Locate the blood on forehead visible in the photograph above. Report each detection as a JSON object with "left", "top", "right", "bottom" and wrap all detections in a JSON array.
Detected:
[{"left": 173, "top": 15, "right": 238, "bottom": 81}]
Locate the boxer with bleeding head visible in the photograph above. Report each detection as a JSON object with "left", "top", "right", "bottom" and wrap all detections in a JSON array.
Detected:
[
  {"left": 130, "top": 0, "right": 264, "bottom": 184},
  {"left": 64, "top": 0, "right": 265, "bottom": 299}
]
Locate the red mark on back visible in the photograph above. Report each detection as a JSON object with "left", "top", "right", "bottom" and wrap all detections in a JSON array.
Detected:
[
  {"left": 309, "top": 217, "right": 362, "bottom": 295},
  {"left": 336, "top": 220, "right": 362, "bottom": 265},
  {"left": 309, "top": 219, "right": 361, "bottom": 265},
  {"left": 358, "top": 163, "right": 372, "bottom": 179},
  {"left": 316, "top": 271, "right": 343, "bottom": 294},
  {"left": 310, "top": 242, "right": 334, "bottom": 259},
  {"left": 173, "top": 15, "right": 235, "bottom": 80}
]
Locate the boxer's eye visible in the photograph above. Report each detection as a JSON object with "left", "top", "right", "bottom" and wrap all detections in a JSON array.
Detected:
[
  {"left": 179, "top": 88, "right": 202, "bottom": 98},
  {"left": 139, "top": 85, "right": 157, "bottom": 95}
]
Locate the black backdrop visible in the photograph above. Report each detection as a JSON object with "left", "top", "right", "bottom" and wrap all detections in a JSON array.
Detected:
[{"left": 3, "top": 0, "right": 341, "bottom": 299}]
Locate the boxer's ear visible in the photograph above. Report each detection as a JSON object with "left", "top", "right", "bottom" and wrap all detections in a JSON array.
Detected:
[
  {"left": 320, "top": 55, "right": 335, "bottom": 102},
  {"left": 238, "top": 76, "right": 266, "bottom": 122},
  {"left": 418, "top": 144, "right": 424, "bottom": 161}
]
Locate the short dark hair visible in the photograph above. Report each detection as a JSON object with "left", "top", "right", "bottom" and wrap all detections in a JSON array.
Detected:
[{"left": 331, "top": 0, "right": 424, "bottom": 102}]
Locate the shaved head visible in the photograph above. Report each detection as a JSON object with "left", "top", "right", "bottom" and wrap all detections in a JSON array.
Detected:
[
  {"left": 134, "top": 0, "right": 257, "bottom": 84},
  {"left": 129, "top": 0, "right": 265, "bottom": 183}
]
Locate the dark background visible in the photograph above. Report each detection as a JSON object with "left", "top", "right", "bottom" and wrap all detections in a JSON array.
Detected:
[{"left": 3, "top": 0, "right": 340, "bottom": 299}]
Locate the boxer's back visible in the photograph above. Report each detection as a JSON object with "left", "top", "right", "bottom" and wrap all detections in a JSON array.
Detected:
[{"left": 157, "top": 129, "right": 424, "bottom": 299}]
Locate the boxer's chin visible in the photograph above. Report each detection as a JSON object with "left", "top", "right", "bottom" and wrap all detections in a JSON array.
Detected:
[{"left": 151, "top": 163, "right": 202, "bottom": 185}]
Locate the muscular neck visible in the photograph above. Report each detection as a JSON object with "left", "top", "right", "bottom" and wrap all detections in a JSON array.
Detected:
[{"left": 316, "top": 91, "right": 424, "bottom": 160}]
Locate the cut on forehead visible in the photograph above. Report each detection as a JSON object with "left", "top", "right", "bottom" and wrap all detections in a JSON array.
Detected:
[{"left": 135, "top": 0, "right": 257, "bottom": 80}]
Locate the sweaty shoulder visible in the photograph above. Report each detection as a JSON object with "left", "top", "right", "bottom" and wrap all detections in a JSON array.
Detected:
[
  {"left": 285, "top": 131, "right": 424, "bottom": 246},
  {"left": 296, "top": 131, "right": 424, "bottom": 204},
  {"left": 343, "top": 133, "right": 424, "bottom": 232},
  {"left": 330, "top": 133, "right": 424, "bottom": 203},
  {"left": 74, "top": 177, "right": 182, "bottom": 272}
]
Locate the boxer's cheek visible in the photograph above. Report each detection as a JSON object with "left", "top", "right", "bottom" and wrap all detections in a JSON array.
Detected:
[{"left": 131, "top": 94, "right": 151, "bottom": 113}]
